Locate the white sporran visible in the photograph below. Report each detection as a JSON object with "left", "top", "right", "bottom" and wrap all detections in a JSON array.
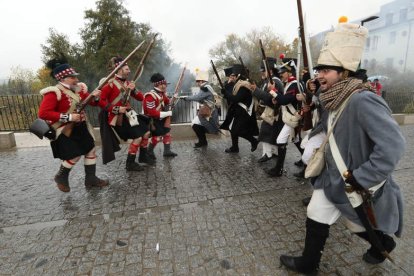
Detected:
[{"left": 125, "top": 109, "right": 139, "bottom": 126}]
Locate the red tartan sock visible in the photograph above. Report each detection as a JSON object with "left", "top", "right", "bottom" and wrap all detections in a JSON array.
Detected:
[
  {"left": 151, "top": 136, "right": 159, "bottom": 147},
  {"left": 163, "top": 133, "right": 171, "bottom": 144},
  {"left": 128, "top": 143, "right": 139, "bottom": 155},
  {"left": 141, "top": 137, "right": 149, "bottom": 149}
]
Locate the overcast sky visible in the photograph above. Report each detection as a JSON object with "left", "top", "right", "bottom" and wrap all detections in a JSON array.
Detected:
[{"left": 0, "top": 0, "right": 392, "bottom": 79}]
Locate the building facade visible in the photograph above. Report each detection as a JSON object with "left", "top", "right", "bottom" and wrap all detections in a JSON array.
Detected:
[{"left": 362, "top": 0, "right": 414, "bottom": 72}]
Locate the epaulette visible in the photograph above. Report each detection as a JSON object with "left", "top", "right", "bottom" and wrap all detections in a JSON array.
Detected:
[{"left": 39, "top": 86, "right": 62, "bottom": 101}]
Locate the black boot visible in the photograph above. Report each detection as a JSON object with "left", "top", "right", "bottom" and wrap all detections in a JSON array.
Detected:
[
  {"left": 258, "top": 154, "right": 272, "bottom": 163},
  {"left": 266, "top": 145, "right": 287, "bottom": 177},
  {"left": 294, "top": 165, "right": 307, "bottom": 178},
  {"left": 54, "top": 165, "right": 71, "bottom": 192},
  {"left": 302, "top": 196, "right": 311, "bottom": 207},
  {"left": 192, "top": 125, "right": 208, "bottom": 148},
  {"left": 84, "top": 164, "right": 109, "bottom": 188},
  {"left": 356, "top": 231, "right": 396, "bottom": 264},
  {"left": 147, "top": 143, "right": 156, "bottom": 160},
  {"left": 225, "top": 134, "right": 239, "bottom": 153},
  {"left": 294, "top": 141, "right": 304, "bottom": 167},
  {"left": 126, "top": 154, "right": 144, "bottom": 171},
  {"left": 163, "top": 144, "right": 177, "bottom": 157},
  {"left": 280, "top": 218, "right": 330, "bottom": 274},
  {"left": 139, "top": 147, "right": 156, "bottom": 165}
]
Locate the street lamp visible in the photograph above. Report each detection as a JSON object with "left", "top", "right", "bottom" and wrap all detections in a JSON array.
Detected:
[{"left": 361, "top": 16, "right": 379, "bottom": 26}]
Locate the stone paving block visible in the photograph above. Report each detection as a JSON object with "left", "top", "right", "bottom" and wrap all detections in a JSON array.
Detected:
[{"left": 0, "top": 126, "right": 413, "bottom": 275}]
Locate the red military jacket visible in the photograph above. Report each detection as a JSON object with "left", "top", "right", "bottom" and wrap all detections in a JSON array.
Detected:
[
  {"left": 143, "top": 88, "right": 170, "bottom": 119},
  {"left": 100, "top": 76, "right": 144, "bottom": 125},
  {"left": 38, "top": 82, "right": 97, "bottom": 127}
]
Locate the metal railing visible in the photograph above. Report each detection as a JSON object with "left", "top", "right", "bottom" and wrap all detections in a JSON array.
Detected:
[{"left": 0, "top": 94, "right": 228, "bottom": 131}]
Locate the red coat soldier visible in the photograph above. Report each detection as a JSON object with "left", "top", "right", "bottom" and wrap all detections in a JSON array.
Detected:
[
  {"left": 38, "top": 59, "right": 108, "bottom": 192},
  {"left": 143, "top": 73, "right": 177, "bottom": 158},
  {"left": 99, "top": 57, "right": 153, "bottom": 171}
]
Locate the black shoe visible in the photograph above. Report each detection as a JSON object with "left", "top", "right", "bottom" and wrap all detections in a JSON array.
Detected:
[
  {"left": 280, "top": 255, "right": 318, "bottom": 275},
  {"left": 225, "top": 147, "right": 239, "bottom": 153},
  {"left": 294, "top": 159, "right": 304, "bottom": 167},
  {"left": 302, "top": 196, "right": 311, "bottom": 207},
  {"left": 362, "top": 236, "right": 396, "bottom": 264},
  {"left": 258, "top": 155, "right": 272, "bottom": 163},
  {"left": 293, "top": 170, "right": 305, "bottom": 178},
  {"left": 251, "top": 139, "right": 259, "bottom": 152},
  {"left": 194, "top": 141, "right": 207, "bottom": 148},
  {"left": 266, "top": 167, "right": 284, "bottom": 177}
]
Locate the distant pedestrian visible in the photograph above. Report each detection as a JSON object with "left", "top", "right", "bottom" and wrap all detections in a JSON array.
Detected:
[
  {"left": 370, "top": 78, "right": 382, "bottom": 96},
  {"left": 38, "top": 59, "right": 108, "bottom": 192}
]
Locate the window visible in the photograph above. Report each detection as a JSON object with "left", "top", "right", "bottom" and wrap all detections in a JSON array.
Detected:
[
  {"left": 389, "top": 31, "right": 397, "bottom": 44},
  {"left": 386, "top": 13, "right": 393, "bottom": 26},
  {"left": 366, "top": 37, "right": 371, "bottom": 50},
  {"left": 363, "top": 59, "right": 369, "bottom": 68},
  {"left": 400, "top": 8, "right": 407, "bottom": 22},
  {"left": 372, "top": 36, "right": 379, "bottom": 50}
]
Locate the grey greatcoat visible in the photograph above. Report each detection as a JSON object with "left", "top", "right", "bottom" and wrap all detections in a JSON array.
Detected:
[
  {"left": 185, "top": 83, "right": 220, "bottom": 134},
  {"left": 314, "top": 90, "right": 406, "bottom": 236}
]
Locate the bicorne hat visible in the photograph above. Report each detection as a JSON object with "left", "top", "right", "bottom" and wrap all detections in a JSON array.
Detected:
[{"left": 224, "top": 67, "right": 233, "bottom": 77}]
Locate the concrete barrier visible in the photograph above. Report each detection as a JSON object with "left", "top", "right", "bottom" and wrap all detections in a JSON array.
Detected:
[
  {"left": 392, "top": 114, "right": 414, "bottom": 125},
  {"left": 0, "top": 132, "right": 16, "bottom": 149},
  {"left": 2, "top": 114, "right": 413, "bottom": 149}
]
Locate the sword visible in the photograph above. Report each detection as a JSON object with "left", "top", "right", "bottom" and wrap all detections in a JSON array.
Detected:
[{"left": 343, "top": 170, "right": 394, "bottom": 263}]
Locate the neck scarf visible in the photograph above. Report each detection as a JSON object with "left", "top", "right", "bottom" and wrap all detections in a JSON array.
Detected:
[{"left": 320, "top": 78, "right": 364, "bottom": 110}]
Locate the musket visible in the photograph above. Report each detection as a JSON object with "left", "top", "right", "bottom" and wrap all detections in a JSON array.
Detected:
[
  {"left": 296, "top": 0, "right": 313, "bottom": 131},
  {"left": 343, "top": 170, "right": 395, "bottom": 263},
  {"left": 210, "top": 60, "right": 224, "bottom": 90},
  {"left": 116, "top": 33, "right": 158, "bottom": 126},
  {"left": 164, "top": 64, "right": 186, "bottom": 128},
  {"left": 238, "top": 56, "right": 250, "bottom": 80},
  {"left": 170, "top": 63, "right": 187, "bottom": 111},
  {"left": 259, "top": 39, "right": 274, "bottom": 85},
  {"left": 61, "top": 40, "right": 146, "bottom": 137}
]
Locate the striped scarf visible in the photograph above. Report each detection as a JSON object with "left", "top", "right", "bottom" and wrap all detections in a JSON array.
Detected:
[{"left": 319, "top": 78, "right": 364, "bottom": 110}]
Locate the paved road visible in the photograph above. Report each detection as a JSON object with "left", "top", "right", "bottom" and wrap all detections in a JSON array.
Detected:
[{"left": 0, "top": 126, "right": 413, "bottom": 275}]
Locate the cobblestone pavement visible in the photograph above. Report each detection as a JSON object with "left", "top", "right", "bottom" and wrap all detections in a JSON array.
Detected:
[{"left": 0, "top": 126, "right": 413, "bottom": 276}]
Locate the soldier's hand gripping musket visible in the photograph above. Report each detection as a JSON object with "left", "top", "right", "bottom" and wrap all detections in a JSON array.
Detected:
[{"left": 59, "top": 40, "right": 146, "bottom": 137}]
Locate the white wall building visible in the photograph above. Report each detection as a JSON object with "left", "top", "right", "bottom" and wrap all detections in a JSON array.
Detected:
[{"left": 362, "top": 0, "right": 414, "bottom": 72}]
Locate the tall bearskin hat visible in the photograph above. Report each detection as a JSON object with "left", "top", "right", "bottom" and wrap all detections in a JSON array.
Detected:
[{"left": 46, "top": 58, "right": 79, "bottom": 81}]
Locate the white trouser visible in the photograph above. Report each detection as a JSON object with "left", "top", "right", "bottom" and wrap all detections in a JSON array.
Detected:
[
  {"left": 262, "top": 142, "right": 277, "bottom": 157},
  {"left": 191, "top": 116, "right": 201, "bottom": 126},
  {"left": 307, "top": 189, "right": 341, "bottom": 225},
  {"left": 276, "top": 124, "right": 294, "bottom": 144},
  {"left": 307, "top": 189, "right": 365, "bottom": 232},
  {"left": 301, "top": 132, "right": 326, "bottom": 165}
]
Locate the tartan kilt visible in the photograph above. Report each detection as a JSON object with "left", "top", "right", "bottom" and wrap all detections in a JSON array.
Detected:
[
  {"left": 113, "top": 115, "right": 150, "bottom": 141},
  {"left": 150, "top": 118, "right": 170, "bottom": 136},
  {"left": 51, "top": 122, "right": 95, "bottom": 160}
]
